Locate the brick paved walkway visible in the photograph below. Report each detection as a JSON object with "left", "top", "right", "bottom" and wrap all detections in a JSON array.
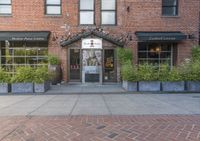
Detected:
[{"left": 0, "top": 115, "right": 200, "bottom": 141}]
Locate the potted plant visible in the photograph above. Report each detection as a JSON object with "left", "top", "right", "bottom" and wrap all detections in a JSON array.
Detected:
[
  {"left": 117, "top": 48, "right": 133, "bottom": 64},
  {"left": 34, "top": 66, "right": 50, "bottom": 93},
  {"left": 161, "top": 67, "right": 185, "bottom": 92},
  {"left": 0, "top": 68, "right": 11, "bottom": 94},
  {"left": 138, "top": 63, "right": 161, "bottom": 92},
  {"left": 121, "top": 61, "right": 138, "bottom": 91},
  {"left": 184, "top": 47, "right": 200, "bottom": 92},
  {"left": 48, "top": 54, "right": 61, "bottom": 85},
  {"left": 11, "top": 66, "right": 34, "bottom": 93}
]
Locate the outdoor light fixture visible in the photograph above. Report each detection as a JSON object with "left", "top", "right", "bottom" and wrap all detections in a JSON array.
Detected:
[
  {"left": 127, "top": 6, "right": 130, "bottom": 12},
  {"left": 188, "top": 34, "right": 195, "bottom": 39}
]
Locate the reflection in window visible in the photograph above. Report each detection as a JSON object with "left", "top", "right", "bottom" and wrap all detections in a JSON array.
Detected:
[
  {"left": 138, "top": 43, "right": 175, "bottom": 69},
  {"left": 162, "top": 0, "right": 178, "bottom": 16},
  {"left": 79, "top": 0, "right": 94, "bottom": 25},
  {"left": 0, "top": 41, "right": 48, "bottom": 75}
]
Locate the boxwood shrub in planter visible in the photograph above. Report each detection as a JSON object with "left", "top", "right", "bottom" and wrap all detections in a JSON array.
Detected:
[
  {"left": 11, "top": 67, "right": 34, "bottom": 93},
  {"left": 161, "top": 67, "right": 185, "bottom": 92},
  {"left": 181, "top": 51, "right": 200, "bottom": 92},
  {"left": 121, "top": 61, "right": 138, "bottom": 91},
  {"left": 34, "top": 66, "right": 50, "bottom": 93},
  {"left": 138, "top": 64, "right": 161, "bottom": 92},
  {"left": 0, "top": 68, "right": 11, "bottom": 94}
]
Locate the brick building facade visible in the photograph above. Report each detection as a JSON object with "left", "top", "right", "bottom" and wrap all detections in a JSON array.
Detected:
[{"left": 0, "top": 0, "right": 199, "bottom": 83}]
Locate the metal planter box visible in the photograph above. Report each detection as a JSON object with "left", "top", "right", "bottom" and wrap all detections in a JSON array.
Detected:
[
  {"left": 122, "top": 81, "right": 138, "bottom": 92},
  {"left": 186, "top": 81, "right": 200, "bottom": 92},
  {"left": 34, "top": 81, "right": 50, "bottom": 93},
  {"left": 138, "top": 81, "right": 161, "bottom": 92},
  {"left": 162, "top": 81, "right": 185, "bottom": 92},
  {"left": 11, "top": 83, "right": 34, "bottom": 93},
  {"left": 0, "top": 83, "right": 10, "bottom": 94}
]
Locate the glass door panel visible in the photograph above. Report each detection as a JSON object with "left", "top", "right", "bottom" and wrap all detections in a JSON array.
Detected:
[
  {"left": 104, "top": 49, "right": 116, "bottom": 82},
  {"left": 70, "top": 49, "right": 80, "bottom": 81},
  {"left": 82, "top": 49, "right": 102, "bottom": 82}
]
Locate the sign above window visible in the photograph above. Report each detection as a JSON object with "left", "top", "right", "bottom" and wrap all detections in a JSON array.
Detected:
[{"left": 82, "top": 38, "right": 102, "bottom": 49}]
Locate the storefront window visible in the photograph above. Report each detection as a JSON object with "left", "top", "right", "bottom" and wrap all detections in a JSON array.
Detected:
[
  {"left": 138, "top": 43, "right": 175, "bottom": 69},
  {"left": 0, "top": 41, "right": 48, "bottom": 75}
]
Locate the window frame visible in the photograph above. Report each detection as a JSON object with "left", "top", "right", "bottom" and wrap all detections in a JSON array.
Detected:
[
  {"left": 0, "top": 41, "right": 48, "bottom": 75},
  {"left": 162, "top": 0, "right": 178, "bottom": 16},
  {"left": 0, "top": 0, "right": 12, "bottom": 15},
  {"left": 79, "top": 0, "right": 95, "bottom": 25},
  {"left": 45, "top": 0, "right": 62, "bottom": 15},
  {"left": 138, "top": 43, "right": 175, "bottom": 69},
  {"left": 100, "top": 0, "right": 117, "bottom": 26}
]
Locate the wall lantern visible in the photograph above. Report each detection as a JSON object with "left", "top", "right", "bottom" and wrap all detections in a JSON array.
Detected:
[{"left": 127, "top": 6, "right": 130, "bottom": 12}]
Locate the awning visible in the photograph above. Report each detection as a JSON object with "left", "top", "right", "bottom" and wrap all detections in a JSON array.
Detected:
[
  {"left": 135, "top": 32, "right": 187, "bottom": 42},
  {"left": 60, "top": 29, "right": 125, "bottom": 47},
  {"left": 0, "top": 31, "right": 51, "bottom": 42}
]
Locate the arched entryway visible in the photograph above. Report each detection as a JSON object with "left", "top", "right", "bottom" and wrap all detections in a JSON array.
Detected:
[{"left": 61, "top": 29, "right": 125, "bottom": 84}]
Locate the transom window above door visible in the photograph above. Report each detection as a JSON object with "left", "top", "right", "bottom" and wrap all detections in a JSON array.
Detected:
[
  {"left": 0, "top": 0, "right": 12, "bottom": 15},
  {"left": 79, "top": 0, "right": 95, "bottom": 25},
  {"left": 45, "top": 0, "right": 61, "bottom": 15}
]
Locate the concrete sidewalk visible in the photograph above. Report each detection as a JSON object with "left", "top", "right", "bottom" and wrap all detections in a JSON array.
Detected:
[
  {"left": 0, "top": 94, "right": 200, "bottom": 116},
  {"left": 45, "top": 83, "right": 126, "bottom": 94}
]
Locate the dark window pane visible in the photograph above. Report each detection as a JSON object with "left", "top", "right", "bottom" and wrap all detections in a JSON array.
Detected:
[
  {"left": 26, "top": 49, "right": 37, "bottom": 56},
  {"left": 161, "top": 44, "right": 171, "bottom": 51},
  {"left": 163, "top": 0, "right": 177, "bottom": 6},
  {"left": 13, "top": 49, "right": 25, "bottom": 56},
  {"left": 162, "top": 7, "right": 177, "bottom": 16},
  {"left": 14, "top": 57, "right": 25, "bottom": 64},
  {"left": 26, "top": 57, "right": 38, "bottom": 64},
  {"left": 160, "top": 52, "right": 171, "bottom": 58},
  {"left": 138, "top": 43, "right": 148, "bottom": 51},
  {"left": 38, "top": 49, "right": 48, "bottom": 56},
  {"left": 148, "top": 52, "right": 159, "bottom": 58},
  {"left": 138, "top": 52, "right": 147, "bottom": 58}
]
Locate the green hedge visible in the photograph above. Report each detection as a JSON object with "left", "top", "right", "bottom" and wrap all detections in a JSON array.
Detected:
[
  {"left": 0, "top": 68, "right": 11, "bottom": 83},
  {"left": 117, "top": 48, "right": 133, "bottom": 64},
  {"left": 121, "top": 46, "right": 200, "bottom": 82},
  {"left": 11, "top": 66, "right": 50, "bottom": 83},
  {"left": 48, "top": 54, "right": 60, "bottom": 65},
  {"left": 11, "top": 67, "right": 35, "bottom": 83},
  {"left": 121, "top": 61, "right": 138, "bottom": 82},
  {"left": 34, "top": 66, "right": 49, "bottom": 83}
]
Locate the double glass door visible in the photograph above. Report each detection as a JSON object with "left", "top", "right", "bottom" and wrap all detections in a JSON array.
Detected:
[{"left": 69, "top": 49, "right": 116, "bottom": 83}]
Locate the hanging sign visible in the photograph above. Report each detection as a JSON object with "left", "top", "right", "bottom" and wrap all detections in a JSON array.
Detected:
[{"left": 82, "top": 39, "right": 102, "bottom": 49}]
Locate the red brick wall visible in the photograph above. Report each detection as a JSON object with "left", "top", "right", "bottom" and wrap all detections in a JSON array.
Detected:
[{"left": 0, "top": 0, "right": 199, "bottom": 81}]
